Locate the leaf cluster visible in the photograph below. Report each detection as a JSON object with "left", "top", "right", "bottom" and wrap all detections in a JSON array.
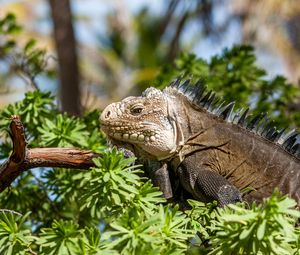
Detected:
[
  {"left": 0, "top": 13, "right": 53, "bottom": 90},
  {"left": 209, "top": 192, "right": 300, "bottom": 254}
]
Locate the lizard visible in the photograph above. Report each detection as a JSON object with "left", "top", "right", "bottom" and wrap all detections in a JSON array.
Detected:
[{"left": 100, "top": 78, "right": 300, "bottom": 207}]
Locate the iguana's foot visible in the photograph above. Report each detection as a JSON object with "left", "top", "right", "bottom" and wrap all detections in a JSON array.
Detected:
[{"left": 217, "top": 184, "right": 242, "bottom": 207}]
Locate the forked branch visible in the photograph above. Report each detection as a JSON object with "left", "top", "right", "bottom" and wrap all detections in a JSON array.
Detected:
[{"left": 0, "top": 116, "right": 101, "bottom": 192}]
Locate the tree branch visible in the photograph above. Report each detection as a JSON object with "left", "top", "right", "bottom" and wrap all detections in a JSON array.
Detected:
[
  {"left": 0, "top": 116, "right": 100, "bottom": 192},
  {"left": 167, "top": 11, "right": 189, "bottom": 62}
]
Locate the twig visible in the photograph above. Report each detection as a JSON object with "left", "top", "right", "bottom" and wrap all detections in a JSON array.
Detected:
[
  {"left": 0, "top": 115, "right": 101, "bottom": 192},
  {"left": 0, "top": 209, "right": 23, "bottom": 216},
  {"left": 167, "top": 11, "right": 189, "bottom": 61},
  {"left": 159, "top": 0, "right": 179, "bottom": 37}
]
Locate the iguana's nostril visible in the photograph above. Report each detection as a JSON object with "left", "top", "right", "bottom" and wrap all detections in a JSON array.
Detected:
[{"left": 105, "top": 110, "right": 111, "bottom": 119}]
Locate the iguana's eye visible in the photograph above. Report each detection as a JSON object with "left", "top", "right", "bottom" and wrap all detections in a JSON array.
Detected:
[{"left": 130, "top": 105, "right": 143, "bottom": 115}]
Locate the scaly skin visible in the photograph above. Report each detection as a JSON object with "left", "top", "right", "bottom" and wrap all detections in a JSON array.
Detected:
[{"left": 100, "top": 85, "right": 300, "bottom": 207}]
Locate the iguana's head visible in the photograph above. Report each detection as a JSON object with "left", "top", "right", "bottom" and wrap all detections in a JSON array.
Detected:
[{"left": 100, "top": 87, "right": 182, "bottom": 160}]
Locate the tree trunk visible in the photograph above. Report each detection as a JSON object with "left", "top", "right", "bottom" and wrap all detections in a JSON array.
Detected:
[{"left": 49, "top": 0, "right": 81, "bottom": 116}]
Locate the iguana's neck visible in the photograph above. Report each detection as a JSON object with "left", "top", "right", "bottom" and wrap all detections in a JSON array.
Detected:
[{"left": 168, "top": 93, "right": 219, "bottom": 142}]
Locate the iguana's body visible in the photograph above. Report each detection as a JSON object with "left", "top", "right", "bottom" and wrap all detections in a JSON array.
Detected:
[{"left": 100, "top": 79, "right": 300, "bottom": 207}]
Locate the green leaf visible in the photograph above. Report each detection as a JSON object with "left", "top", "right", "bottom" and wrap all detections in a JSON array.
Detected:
[
  {"left": 256, "top": 219, "right": 266, "bottom": 240},
  {"left": 24, "top": 39, "right": 36, "bottom": 53}
]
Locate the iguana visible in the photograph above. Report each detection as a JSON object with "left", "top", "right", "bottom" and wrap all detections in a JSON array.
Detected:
[{"left": 100, "top": 79, "right": 300, "bottom": 207}]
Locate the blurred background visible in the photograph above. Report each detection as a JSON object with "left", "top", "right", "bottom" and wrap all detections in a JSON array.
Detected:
[{"left": 1, "top": 0, "right": 300, "bottom": 116}]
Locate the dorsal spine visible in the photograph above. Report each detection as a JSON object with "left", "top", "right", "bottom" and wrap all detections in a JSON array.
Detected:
[{"left": 168, "top": 78, "right": 300, "bottom": 159}]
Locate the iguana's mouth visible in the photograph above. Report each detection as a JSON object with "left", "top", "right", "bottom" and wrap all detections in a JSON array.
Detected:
[{"left": 101, "top": 123, "right": 159, "bottom": 143}]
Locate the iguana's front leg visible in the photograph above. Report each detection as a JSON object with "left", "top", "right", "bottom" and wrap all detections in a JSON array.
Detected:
[
  {"left": 177, "top": 156, "right": 242, "bottom": 207},
  {"left": 143, "top": 160, "right": 173, "bottom": 200},
  {"left": 110, "top": 140, "right": 174, "bottom": 200}
]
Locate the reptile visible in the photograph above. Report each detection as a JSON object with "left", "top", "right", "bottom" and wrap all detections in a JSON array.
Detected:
[{"left": 100, "top": 78, "right": 300, "bottom": 207}]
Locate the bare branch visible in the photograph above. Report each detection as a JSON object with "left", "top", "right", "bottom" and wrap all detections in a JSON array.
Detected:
[
  {"left": 159, "top": 0, "right": 179, "bottom": 37},
  {"left": 0, "top": 116, "right": 101, "bottom": 192},
  {"left": 167, "top": 12, "right": 189, "bottom": 61},
  {"left": 0, "top": 209, "right": 23, "bottom": 216},
  {"left": 25, "top": 148, "right": 98, "bottom": 169}
]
